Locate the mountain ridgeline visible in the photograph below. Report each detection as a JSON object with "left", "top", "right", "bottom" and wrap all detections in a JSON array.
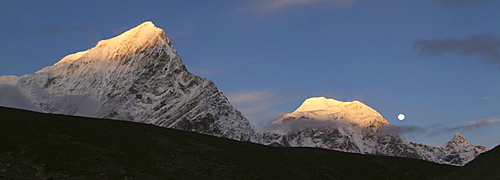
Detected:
[{"left": 0, "top": 21, "right": 491, "bottom": 167}]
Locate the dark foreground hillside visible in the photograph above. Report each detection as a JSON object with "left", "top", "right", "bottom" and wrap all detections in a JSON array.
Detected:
[
  {"left": 0, "top": 106, "right": 462, "bottom": 179},
  {"left": 438, "top": 144, "right": 500, "bottom": 180}
]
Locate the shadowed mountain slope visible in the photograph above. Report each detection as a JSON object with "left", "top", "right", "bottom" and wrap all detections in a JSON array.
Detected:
[
  {"left": 0, "top": 106, "right": 461, "bottom": 179},
  {"left": 437, "top": 145, "right": 500, "bottom": 180}
]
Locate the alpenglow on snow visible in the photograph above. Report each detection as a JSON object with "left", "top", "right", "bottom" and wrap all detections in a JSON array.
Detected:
[{"left": 0, "top": 21, "right": 257, "bottom": 141}]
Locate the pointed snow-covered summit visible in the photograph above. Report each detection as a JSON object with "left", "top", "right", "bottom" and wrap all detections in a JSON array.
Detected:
[
  {"left": 435, "top": 133, "right": 489, "bottom": 165},
  {"left": 274, "top": 97, "right": 389, "bottom": 127},
  {"left": 443, "top": 133, "right": 472, "bottom": 148},
  {"left": 43, "top": 21, "right": 175, "bottom": 70},
  {"left": 0, "top": 21, "right": 257, "bottom": 141},
  {"left": 442, "top": 133, "right": 488, "bottom": 152}
]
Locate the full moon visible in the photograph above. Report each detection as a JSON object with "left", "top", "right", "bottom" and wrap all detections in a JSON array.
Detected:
[{"left": 398, "top": 114, "right": 405, "bottom": 121}]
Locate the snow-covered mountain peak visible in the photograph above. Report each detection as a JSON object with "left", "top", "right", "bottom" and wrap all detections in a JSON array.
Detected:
[
  {"left": 273, "top": 97, "right": 389, "bottom": 127},
  {"left": 443, "top": 133, "right": 472, "bottom": 148},
  {"left": 295, "top": 97, "right": 342, "bottom": 112},
  {"left": 432, "top": 133, "right": 489, "bottom": 165},
  {"left": 452, "top": 132, "right": 466, "bottom": 139},
  {"left": 1, "top": 21, "right": 257, "bottom": 142},
  {"left": 52, "top": 21, "right": 174, "bottom": 66}
]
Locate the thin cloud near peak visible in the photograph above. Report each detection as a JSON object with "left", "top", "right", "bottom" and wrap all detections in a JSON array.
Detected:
[
  {"left": 439, "top": 0, "right": 496, "bottom": 8},
  {"left": 388, "top": 118, "right": 500, "bottom": 136},
  {"left": 227, "top": 90, "right": 275, "bottom": 105},
  {"left": 227, "top": 90, "right": 305, "bottom": 126},
  {"left": 414, "top": 34, "right": 500, "bottom": 67},
  {"left": 460, "top": 118, "right": 500, "bottom": 132},
  {"left": 32, "top": 23, "right": 97, "bottom": 37},
  {"left": 238, "top": 0, "right": 359, "bottom": 14}
]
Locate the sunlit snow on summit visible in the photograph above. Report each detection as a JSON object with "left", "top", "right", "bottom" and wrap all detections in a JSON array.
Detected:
[
  {"left": 274, "top": 97, "right": 389, "bottom": 127},
  {"left": 52, "top": 21, "right": 173, "bottom": 67}
]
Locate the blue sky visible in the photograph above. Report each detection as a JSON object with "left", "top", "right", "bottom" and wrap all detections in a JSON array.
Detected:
[{"left": 1, "top": 0, "right": 499, "bottom": 148}]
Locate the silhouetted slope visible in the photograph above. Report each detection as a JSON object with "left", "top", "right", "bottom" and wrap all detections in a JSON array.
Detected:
[
  {"left": 0, "top": 106, "right": 458, "bottom": 179},
  {"left": 438, "top": 145, "right": 500, "bottom": 180}
]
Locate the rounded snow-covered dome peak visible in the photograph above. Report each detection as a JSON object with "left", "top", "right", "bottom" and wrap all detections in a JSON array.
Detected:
[
  {"left": 274, "top": 97, "right": 389, "bottom": 127},
  {"left": 296, "top": 97, "right": 342, "bottom": 112}
]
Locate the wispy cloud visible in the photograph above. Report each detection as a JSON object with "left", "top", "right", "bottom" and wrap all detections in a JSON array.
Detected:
[
  {"left": 0, "top": 57, "right": 9, "bottom": 67},
  {"left": 227, "top": 90, "right": 305, "bottom": 126},
  {"left": 238, "top": 0, "right": 495, "bottom": 14},
  {"left": 439, "top": 0, "right": 495, "bottom": 8},
  {"left": 460, "top": 118, "right": 500, "bottom": 132},
  {"left": 387, "top": 118, "right": 500, "bottom": 136},
  {"left": 239, "top": 0, "right": 359, "bottom": 14},
  {"left": 111, "top": 26, "right": 129, "bottom": 34},
  {"left": 189, "top": 67, "right": 217, "bottom": 76},
  {"left": 414, "top": 34, "right": 500, "bottom": 66},
  {"left": 227, "top": 90, "right": 274, "bottom": 104},
  {"left": 32, "top": 23, "right": 97, "bottom": 37},
  {"left": 32, "top": 23, "right": 63, "bottom": 36}
]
